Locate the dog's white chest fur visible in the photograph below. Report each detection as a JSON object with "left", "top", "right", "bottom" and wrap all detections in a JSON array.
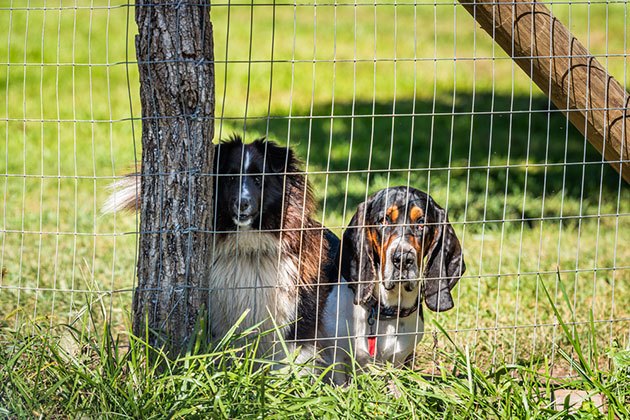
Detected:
[
  {"left": 209, "top": 231, "right": 298, "bottom": 347},
  {"left": 322, "top": 283, "right": 424, "bottom": 384}
]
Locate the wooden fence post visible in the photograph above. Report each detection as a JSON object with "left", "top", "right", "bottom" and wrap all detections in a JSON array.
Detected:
[{"left": 134, "top": 1, "right": 215, "bottom": 354}]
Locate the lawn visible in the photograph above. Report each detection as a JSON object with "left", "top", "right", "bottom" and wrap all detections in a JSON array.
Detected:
[{"left": 0, "top": 0, "right": 628, "bottom": 416}]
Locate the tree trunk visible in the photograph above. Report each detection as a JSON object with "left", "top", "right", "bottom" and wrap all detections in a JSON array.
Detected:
[
  {"left": 458, "top": 0, "right": 629, "bottom": 183},
  {"left": 134, "top": 1, "right": 215, "bottom": 355}
]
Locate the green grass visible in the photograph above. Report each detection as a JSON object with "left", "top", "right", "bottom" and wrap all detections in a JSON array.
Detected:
[
  {"left": 1, "top": 277, "right": 628, "bottom": 417},
  {"left": 0, "top": 0, "right": 629, "bottom": 416}
]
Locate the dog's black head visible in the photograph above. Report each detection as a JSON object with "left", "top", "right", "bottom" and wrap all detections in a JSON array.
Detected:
[
  {"left": 341, "top": 186, "right": 466, "bottom": 312},
  {"left": 214, "top": 135, "right": 299, "bottom": 232}
]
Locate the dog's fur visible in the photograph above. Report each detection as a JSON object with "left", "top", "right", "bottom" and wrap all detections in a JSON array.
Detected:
[
  {"left": 321, "top": 186, "right": 465, "bottom": 383},
  {"left": 104, "top": 136, "right": 339, "bottom": 360}
]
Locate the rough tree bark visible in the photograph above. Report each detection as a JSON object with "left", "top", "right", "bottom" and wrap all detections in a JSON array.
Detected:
[
  {"left": 134, "top": 1, "right": 215, "bottom": 354},
  {"left": 458, "top": 0, "right": 629, "bottom": 183}
]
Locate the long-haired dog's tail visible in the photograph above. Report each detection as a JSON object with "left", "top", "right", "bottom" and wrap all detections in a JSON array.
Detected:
[{"left": 102, "top": 174, "right": 140, "bottom": 214}]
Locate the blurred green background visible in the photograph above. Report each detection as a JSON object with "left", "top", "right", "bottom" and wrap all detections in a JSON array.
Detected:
[{"left": 0, "top": 0, "right": 628, "bottom": 369}]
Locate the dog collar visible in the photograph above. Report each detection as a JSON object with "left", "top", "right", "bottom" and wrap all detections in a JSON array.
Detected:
[
  {"left": 364, "top": 294, "right": 420, "bottom": 321},
  {"left": 364, "top": 299, "right": 420, "bottom": 358}
]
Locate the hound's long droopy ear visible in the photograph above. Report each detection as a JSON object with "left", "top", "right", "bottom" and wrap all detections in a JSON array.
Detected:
[
  {"left": 341, "top": 201, "right": 378, "bottom": 305},
  {"left": 423, "top": 201, "right": 466, "bottom": 312}
]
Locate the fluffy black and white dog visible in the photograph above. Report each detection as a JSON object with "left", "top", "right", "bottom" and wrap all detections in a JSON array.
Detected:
[
  {"left": 104, "top": 136, "right": 339, "bottom": 360},
  {"left": 321, "top": 186, "right": 465, "bottom": 383}
]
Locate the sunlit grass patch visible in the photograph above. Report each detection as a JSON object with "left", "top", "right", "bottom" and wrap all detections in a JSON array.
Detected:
[{"left": 1, "top": 276, "right": 628, "bottom": 418}]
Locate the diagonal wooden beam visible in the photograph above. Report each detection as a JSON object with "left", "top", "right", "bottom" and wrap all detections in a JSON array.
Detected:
[{"left": 458, "top": 0, "right": 630, "bottom": 183}]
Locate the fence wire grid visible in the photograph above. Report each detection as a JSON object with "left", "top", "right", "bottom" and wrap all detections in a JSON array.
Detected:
[{"left": 0, "top": 0, "right": 628, "bottom": 375}]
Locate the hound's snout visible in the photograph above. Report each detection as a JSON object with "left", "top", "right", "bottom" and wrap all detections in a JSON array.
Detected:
[
  {"left": 383, "top": 240, "right": 419, "bottom": 292},
  {"left": 392, "top": 248, "right": 416, "bottom": 271}
]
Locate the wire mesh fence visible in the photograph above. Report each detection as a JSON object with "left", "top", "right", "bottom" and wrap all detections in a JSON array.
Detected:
[{"left": 0, "top": 0, "right": 628, "bottom": 376}]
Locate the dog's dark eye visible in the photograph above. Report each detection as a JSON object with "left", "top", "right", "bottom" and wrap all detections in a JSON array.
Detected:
[
  {"left": 416, "top": 218, "right": 425, "bottom": 233},
  {"left": 228, "top": 175, "right": 237, "bottom": 182},
  {"left": 253, "top": 176, "right": 262, "bottom": 186}
]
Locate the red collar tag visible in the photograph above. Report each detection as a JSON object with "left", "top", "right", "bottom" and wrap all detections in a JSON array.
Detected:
[{"left": 367, "top": 336, "right": 377, "bottom": 357}]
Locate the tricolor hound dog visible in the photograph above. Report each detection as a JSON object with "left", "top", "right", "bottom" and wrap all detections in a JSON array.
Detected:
[{"left": 321, "top": 186, "right": 465, "bottom": 383}]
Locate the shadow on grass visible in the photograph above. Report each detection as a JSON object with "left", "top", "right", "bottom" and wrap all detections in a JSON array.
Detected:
[{"left": 241, "top": 92, "right": 626, "bottom": 226}]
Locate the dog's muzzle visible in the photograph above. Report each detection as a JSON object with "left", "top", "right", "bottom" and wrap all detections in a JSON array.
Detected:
[
  {"left": 384, "top": 240, "right": 419, "bottom": 291},
  {"left": 231, "top": 196, "right": 259, "bottom": 227},
  {"left": 230, "top": 179, "right": 260, "bottom": 227}
]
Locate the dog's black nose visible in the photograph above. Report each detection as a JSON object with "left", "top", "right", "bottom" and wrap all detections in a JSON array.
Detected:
[
  {"left": 392, "top": 250, "right": 416, "bottom": 270},
  {"left": 232, "top": 197, "right": 254, "bottom": 215}
]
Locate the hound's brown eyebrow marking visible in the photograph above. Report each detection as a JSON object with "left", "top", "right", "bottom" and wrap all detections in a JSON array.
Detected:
[
  {"left": 409, "top": 206, "right": 424, "bottom": 222},
  {"left": 386, "top": 205, "right": 399, "bottom": 223}
]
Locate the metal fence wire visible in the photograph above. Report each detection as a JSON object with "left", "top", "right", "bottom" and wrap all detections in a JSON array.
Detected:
[{"left": 0, "top": 0, "right": 628, "bottom": 376}]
